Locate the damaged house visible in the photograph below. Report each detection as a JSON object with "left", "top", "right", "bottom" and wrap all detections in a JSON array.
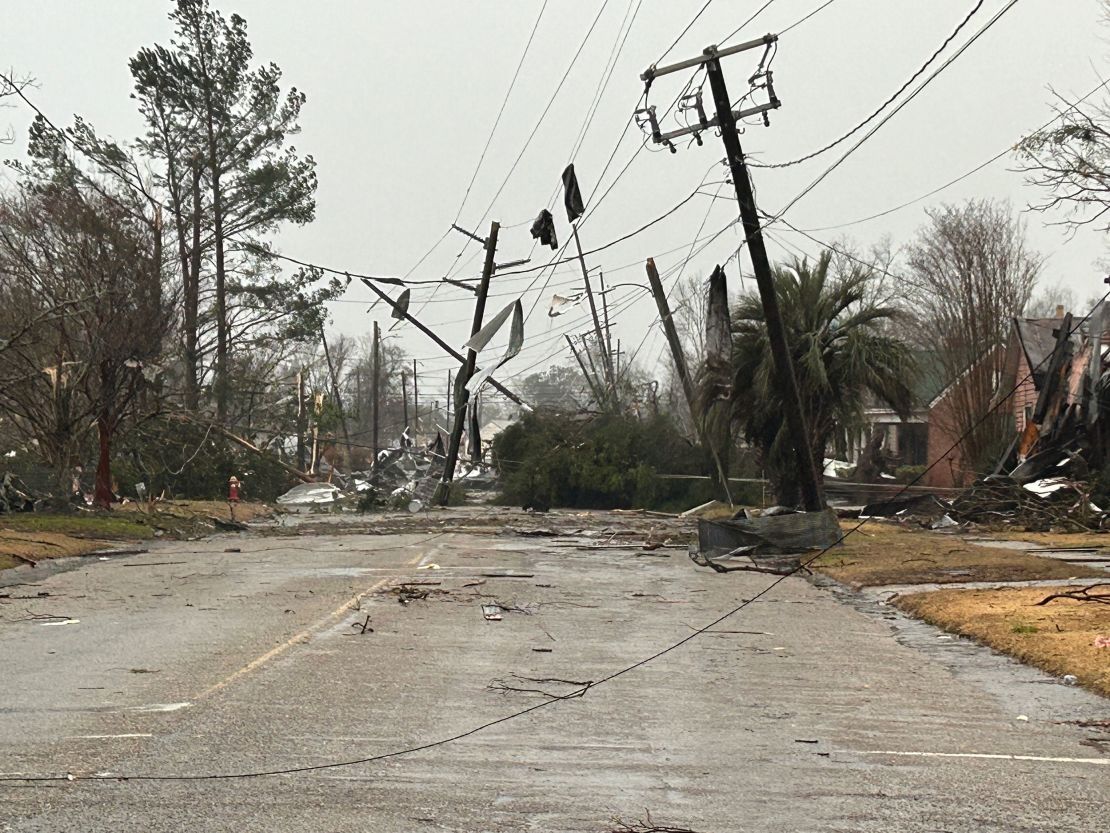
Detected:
[{"left": 845, "top": 305, "right": 1108, "bottom": 489}]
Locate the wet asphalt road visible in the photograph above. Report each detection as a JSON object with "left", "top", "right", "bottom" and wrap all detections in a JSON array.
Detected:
[{"left": 1, "top": 512, "right": 1107, "bottom": 832}]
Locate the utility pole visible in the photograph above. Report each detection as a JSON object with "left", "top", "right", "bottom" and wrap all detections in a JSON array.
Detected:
[
  {"left": 566, "top": 333, "right": 607, "bottom": 407},
  {"left": 598, "top": 268, "right": 613, "bottom": 359},
  {"left": 321, "top": 329, "right": 351, "bottom": 464},
  {"left": 646, "top": 258, "right": 695, "bottom": 411},
  {"left": 371, "top": 320, "right": 380, "bottom": 468},
  {"left": 295, "top": 368, "right": 307, "bottom": 472},
  {"left": 639, "top": 35, "right": 824, "bottom": 510},
  {"left": 412, "top": 358, "right": 420, "bottom": 435},
  {"left": 446, "top": 370, "right": 452, "bottom": 428},
  {"left": 401, "top": 369, "right": 410, "bottom": 431},
  {"left": 436, "top": 221, "right": 499, "bottom": 505},
  {"left": 571, "top": 226, "right": 616, "bottom": 402}
]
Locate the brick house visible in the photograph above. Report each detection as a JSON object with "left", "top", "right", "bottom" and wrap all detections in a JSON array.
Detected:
[{"left": 849, "top": 306, "right": 1102, "bottom": 489}]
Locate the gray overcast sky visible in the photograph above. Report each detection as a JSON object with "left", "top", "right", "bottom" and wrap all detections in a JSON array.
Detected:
[{"left": 2, "top": 0, "right": 1108, "bottom": 401}]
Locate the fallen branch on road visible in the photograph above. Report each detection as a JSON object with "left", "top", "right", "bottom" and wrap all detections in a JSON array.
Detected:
[
  {"left": 608, "top": 812, "right": 703, "bottom": 832},
  {"left": 488, "top": 674, "right": 592, "bottom": 700}
]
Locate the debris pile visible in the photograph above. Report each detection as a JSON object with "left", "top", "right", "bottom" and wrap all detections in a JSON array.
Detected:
[
  {"left": 952, "top": 310, "right": 1110, "bottom": 530},
  {"left": 0, "top": 472, "right": 37, "bottom": 513}
]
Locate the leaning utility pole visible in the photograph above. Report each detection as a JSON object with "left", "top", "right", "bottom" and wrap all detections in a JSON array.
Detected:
[
  {"left": 646, "top": 258, "right": 695, "bottom": 411},
  {"left": 436, "top": 221, "right": 499, "bottom": 505},
  {"left": 598, "top": 268, "right": 613, "bottom": 359},
  {"left": 639, "top": 35, "right": 824, "bottom": 510},
  {"left": 371, "top": 320, "right": 380, "bottom": 468},
  {"left": 571, "top": 226, "right": 617, "bottom": 402},
  {"left": 566, "top": 333, "right": 607, "bottom": 407}
]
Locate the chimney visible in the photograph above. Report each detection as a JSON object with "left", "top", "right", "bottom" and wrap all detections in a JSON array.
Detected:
[{"left": 1055, "top": 304, "right": 1065, "bottom": 318}]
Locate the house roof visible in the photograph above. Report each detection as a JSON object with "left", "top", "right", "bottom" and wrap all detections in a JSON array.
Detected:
[
  {"left": 1014, "top": 317, "right": 1070, "bottom": 389},
  {"left": 912, "top": 350, "right": 950, "bottom": 407}
]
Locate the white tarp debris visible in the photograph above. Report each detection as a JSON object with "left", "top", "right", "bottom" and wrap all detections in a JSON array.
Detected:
[
  {"left": 548, "top": 293, "right": 583, "bottom": 317},
  {"left": 1022, "top": 477, "right": 1072, "bottom": 497},
  {"left": 822, "top": 458, "right": 852, "bottom": 478},
  {"left": 276, "top": 482, "right": 343, "bottom": 506},
  {"left": 465, "top": 300, "right": 524, "bottom": 394}
]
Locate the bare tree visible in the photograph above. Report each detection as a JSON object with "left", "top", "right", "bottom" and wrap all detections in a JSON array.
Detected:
[
  {"left": 0, "top": 185, "right": 169, "bottom": 506},
  {"left": 0, "top": 72, "right": 34, "bottom": 147},
  {"left": 905, "top": 200, "right": 1042, "bottom": 479}
]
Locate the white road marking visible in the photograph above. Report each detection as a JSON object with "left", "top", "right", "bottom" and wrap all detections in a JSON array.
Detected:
[
  {"left": 67, "top": 733, "right": 153, "bottom": 739},
  {"left": 858, "top": 750, "right": 1109, "bottom": 766},
  {"left": 129, "top": 702, "right": 191, "bottom": 713}
]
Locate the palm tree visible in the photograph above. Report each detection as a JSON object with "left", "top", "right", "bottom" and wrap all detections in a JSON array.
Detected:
[{"left": 731, "top": 251, "right": 916, "bottom": 505}]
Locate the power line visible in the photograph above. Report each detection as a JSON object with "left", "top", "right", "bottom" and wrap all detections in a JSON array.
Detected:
[
  {"left": 567, "top": 0, "right": 644, "bottom": 165},
  {"left": 796, "top": 72, "right": 1110, "bottom": 233},
  {"left": 754, "top": 0, "right": 986, "bottom": 169},
  {"left": 770, "top": 0, "right": 1023, "bottom": 224},
  {"left": 453, "top": 0, "right": 551, "bottom": 225},
  {"left": 779, "top": 0, "right": 839, "bottom": 36},
  {"left": 719, "top": 0, "right": 780, "bottom": 45},
  {"left": 467, "top": 0, "right": 613, "bottom": 233},
  {"left": 654, "top": 0, "right": 717, "bottom": 67}
]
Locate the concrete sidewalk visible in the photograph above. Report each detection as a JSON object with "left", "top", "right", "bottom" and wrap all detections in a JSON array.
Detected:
[{"left": 1, "top": 515, "right": 1106, "bottom": 832}]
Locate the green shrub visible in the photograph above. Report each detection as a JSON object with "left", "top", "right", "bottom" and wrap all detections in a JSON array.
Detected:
[{"left": 491, "top": 410, "right": 745, "bottom": 511}]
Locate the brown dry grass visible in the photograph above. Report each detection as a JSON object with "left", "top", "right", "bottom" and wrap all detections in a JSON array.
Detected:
[
  {"left": 1, "top": 500, "right": 274, "bottom": 571},
  {"left": 812, "top": 521, "right": 1104, "bottom": 587},
  {"left": 0, "top": 530, "right": 113, "bottom": 570},
  {"left": 894, "top": 585, "right": 1110, "bottom": 697}
]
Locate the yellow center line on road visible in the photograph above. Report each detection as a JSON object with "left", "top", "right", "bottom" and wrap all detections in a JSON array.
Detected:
[{"left": 195, "top": 550, "right": 425, "bottom": 700}]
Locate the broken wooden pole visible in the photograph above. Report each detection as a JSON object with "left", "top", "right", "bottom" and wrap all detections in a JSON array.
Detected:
[{"left": 437, "top": 221, "right": 499, "bottom": 505}]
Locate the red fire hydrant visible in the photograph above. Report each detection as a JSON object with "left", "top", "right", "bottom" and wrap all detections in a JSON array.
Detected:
[{"left": 228, "top": 475, "right": 241, "bottom": 521}]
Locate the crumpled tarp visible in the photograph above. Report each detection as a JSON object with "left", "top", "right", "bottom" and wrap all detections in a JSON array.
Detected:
[{"left": 698, "top": 508, "right": 842, "bottom": 557}]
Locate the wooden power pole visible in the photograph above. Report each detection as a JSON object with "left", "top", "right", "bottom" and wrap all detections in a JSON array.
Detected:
[
  {"left": 295, "top": 368, "right": 307, "bottom": 472},
  {"left": 371, "top": 320, "right": 380, "bottom": 468},
  {"left": 571, "top": 226, "right": 616, "bottom": 405},
  {"left": 640, "top": 36, "right": 824, "bottom": 510},
  {"left": 646, "top": 258, "right": 695, "bottom": 410},
  {"left": 412, "top": 359, "right": 420, "bottom": 435},
  {"left": 401, "top": 369, "right": 410, "bottom": 431},
  {"left": 436, "top": 221, "right": 499, "bottom": 505}
]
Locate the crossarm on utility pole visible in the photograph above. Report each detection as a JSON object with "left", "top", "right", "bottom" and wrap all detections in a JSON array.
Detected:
[{"left": 359, "top": 277, "right": 530, "bottom": 410}]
